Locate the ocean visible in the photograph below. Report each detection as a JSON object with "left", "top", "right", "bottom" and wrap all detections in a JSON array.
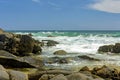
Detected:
[{"left": 10, "top": 30, "right": 120, "bottom": 71}]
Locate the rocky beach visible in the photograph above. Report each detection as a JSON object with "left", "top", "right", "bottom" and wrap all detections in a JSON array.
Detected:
[{"left": 0, "top": 29, "right": 120, "bottom": 80}]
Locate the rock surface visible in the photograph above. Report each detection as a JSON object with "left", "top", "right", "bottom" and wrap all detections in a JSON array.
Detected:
[
  {"left": 98, "top": 43, "right": 120, "bottom": 53},
  {"left": 50, "top": 74, "right": 67, "bottom": 80},
  {"left": 8, "top": 70, "right": 28, "bottom": 80},
  {"left": 0, "top": 65, "right": 9, "bottom": 80},
  {"left": 0, "top": 50, "right": 43, "bottom": 68},
  {"left": 0, "top": 29, "right": 43, "bottom": 56},
  {"left": 53, "top": 50, "right": 67, "bottom": 55}
]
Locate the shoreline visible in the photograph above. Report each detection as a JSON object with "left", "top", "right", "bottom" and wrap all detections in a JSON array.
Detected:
[{"left": 0, "top": 28, "right": 120, "bottom": 80}]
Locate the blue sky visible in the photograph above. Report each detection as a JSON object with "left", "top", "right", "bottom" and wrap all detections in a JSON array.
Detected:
[{"left": 0, "top": 0, "right": 120, "bottom": 30}]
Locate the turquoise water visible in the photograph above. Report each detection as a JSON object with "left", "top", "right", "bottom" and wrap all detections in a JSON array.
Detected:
[{"left": 11, "top": 30, "right": 120, "bottom": 70}]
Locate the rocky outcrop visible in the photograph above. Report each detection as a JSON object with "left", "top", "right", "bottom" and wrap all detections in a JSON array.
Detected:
[
  {"left": 0, "top": 50, "right": 44, "bottom": 68},
  {"left": 0, "top": 65, "right": 28, "bottom": 80},
  {"left": 53, "top": 50, "right": 67, "bottom": 55},
  {"left": 92, "top": 65, "right": 120, "bottom": 80},
  {"left": 98, "top": 45, "right": 114, "bottom": 53},
  {"left": 0, "top": 29, "right": 43, "bottom": 56},
  {"left": 98, "top": 43, "right": 120, "bottom": 53}
]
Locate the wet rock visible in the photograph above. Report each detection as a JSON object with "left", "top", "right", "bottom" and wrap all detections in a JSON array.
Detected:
[
  {"left": 42, "top": 40, "right": 59, "bottom": 46},
  {"left": 0, "top": 50, "right": 44, "bottom": 68},
  {"left": 18, "top": 35, "right": 35, "bottom": 56},
  {"left": 78, "top": 55, "right": 100, "bottom": 61},
  {"left": 33, "top": 42, "right": 42, "bottom": 54},
  {"left": 50, "top": 74, "right": 67, "bottom": 80},
  {"left": 98, "top": 45, "right": 114, "bottom": 53},
  {"left": 47, "top": 35, "right": 54, "bottom": 37},
  {"left": 80, "top": 66, "right": 90, "bottom": 72},
  {"left": 46, "top": 57, "right": 72, "bottom": 64},
  {"left": 0, "top": 65, "right": 9, "bottom": 80},
  {"left": 47, "top": 40, "right": 59, "bottom": 46},
  {"left": 53, "top": 50, "right": 67, "bottom": 55},
  {"left": 8, "top": 70, "right": 28, "bottom": 80},
  {"left": 112, "top": 43, "right": 120, "bottom": 53},
  {"left": 92, "top": 65, "right": 120, "bottom": 80}
]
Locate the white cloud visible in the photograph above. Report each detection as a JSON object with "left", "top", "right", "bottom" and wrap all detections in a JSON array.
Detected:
[
  {"left": 88, "top": 0, "right": 120, "bottom": 13},
  {"left": 32, "top": 0, "right": 40, "bottom": 3}
]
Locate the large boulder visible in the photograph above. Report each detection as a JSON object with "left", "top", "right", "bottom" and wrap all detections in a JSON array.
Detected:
[
  {"left": 53, "top": 50, "right": 67, "bottom": 55},
  {"left": 18, "top": 35, "right": 35, "bottom": 55},
  {"left": 0, "top": 65, "right": 9, "bottom": 80},
  {"left": 0, "top": 50, "right": 44, "bottom": 68},
  {"left": 0, "top": 29, "right": 43, "bottom": 56},
  {"left": 92, "top": 65, "right": 120, "bottom": 80},
  {"left": 98, "top": 45, "right": 114, "bottom": 53},
  {"left": 8, "top": 70, "right": 28, "bottom": 80}
]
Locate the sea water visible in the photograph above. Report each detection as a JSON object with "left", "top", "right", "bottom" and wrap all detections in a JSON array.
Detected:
[{"left": 11, "top": 30, "right": 120, "bottom": 70}]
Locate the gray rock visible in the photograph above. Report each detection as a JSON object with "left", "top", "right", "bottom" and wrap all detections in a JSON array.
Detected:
[
  {"left": 8, "top": 70, "right": 28, "bottom": 80},
  {"left": 0, "top": 65, "right": 9, "bottom": 80},
  {"left": 0, "top": 50, "right": 44, "bottom": 68},
  {"left": 50, "top": 74, "right": 67, "bottom": 80}
]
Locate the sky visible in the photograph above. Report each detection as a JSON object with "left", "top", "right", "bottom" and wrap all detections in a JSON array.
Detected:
[{"left": 0, "top": 0, "right": 120, "bottom": 30}]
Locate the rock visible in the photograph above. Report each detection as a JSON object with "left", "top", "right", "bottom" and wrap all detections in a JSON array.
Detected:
[
  {"left": 0, "top": 65, "right": 9, "bottom": 80},
  {"left": 19, "top": 56, "right": 44, "bottom": 68},
  {"left": 67, "top": 73, "right": 91, "bottom": 80},
  {"left": 58, "top": 58, "right": 70, "bottom": 64},
  {"left": 47, "top": 35, "right": 54, "bottom": 37},
  {"left": 8, "top": 70, "right": 28, "bottom": 80},
  {"left": 78, "top": 55, "right": 100, "bottom": 61},
  {"left": 50, "top": 74, "right": 67, "bottom": 80},
  {"left": 47, "top": 40, "right": 59, "bottom": 46},
  {"left": 53, "top": 50, "right": 67, "bottom": 55},
  {"left": 92, "top": 65, "right": 120, "bottom": 80},
  {"left": 67, "top": 72, "right": 104, "bottom": 80},
  {"left": 33, "top": 42, "right": 42, "bottom": 54},
  {"left": 80, "top": 66, "right": 90, "bottom": 72},
  {"left": 98, "top": 45, "right": 114, "bottom": 53},
  {"left": 0, "top": 50, "right": 44, "bottom": 68},
  {"left": 18, "top": 35, "right": 35, "bottom": 56},
  {"left": 0, "top": 28, "right": 4, "bottom": 34},
  {"left": 0, "top": 41, "right": 4, "bottom": 50},
  {"left": 42, "top": 40, "right": 59, "bottom": 46},
  {"left": 28, "top": 70, "right": 73, "bottom": 80},
  {"left": 112, "top": 43, "right": 120, "bottom": 53}
]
